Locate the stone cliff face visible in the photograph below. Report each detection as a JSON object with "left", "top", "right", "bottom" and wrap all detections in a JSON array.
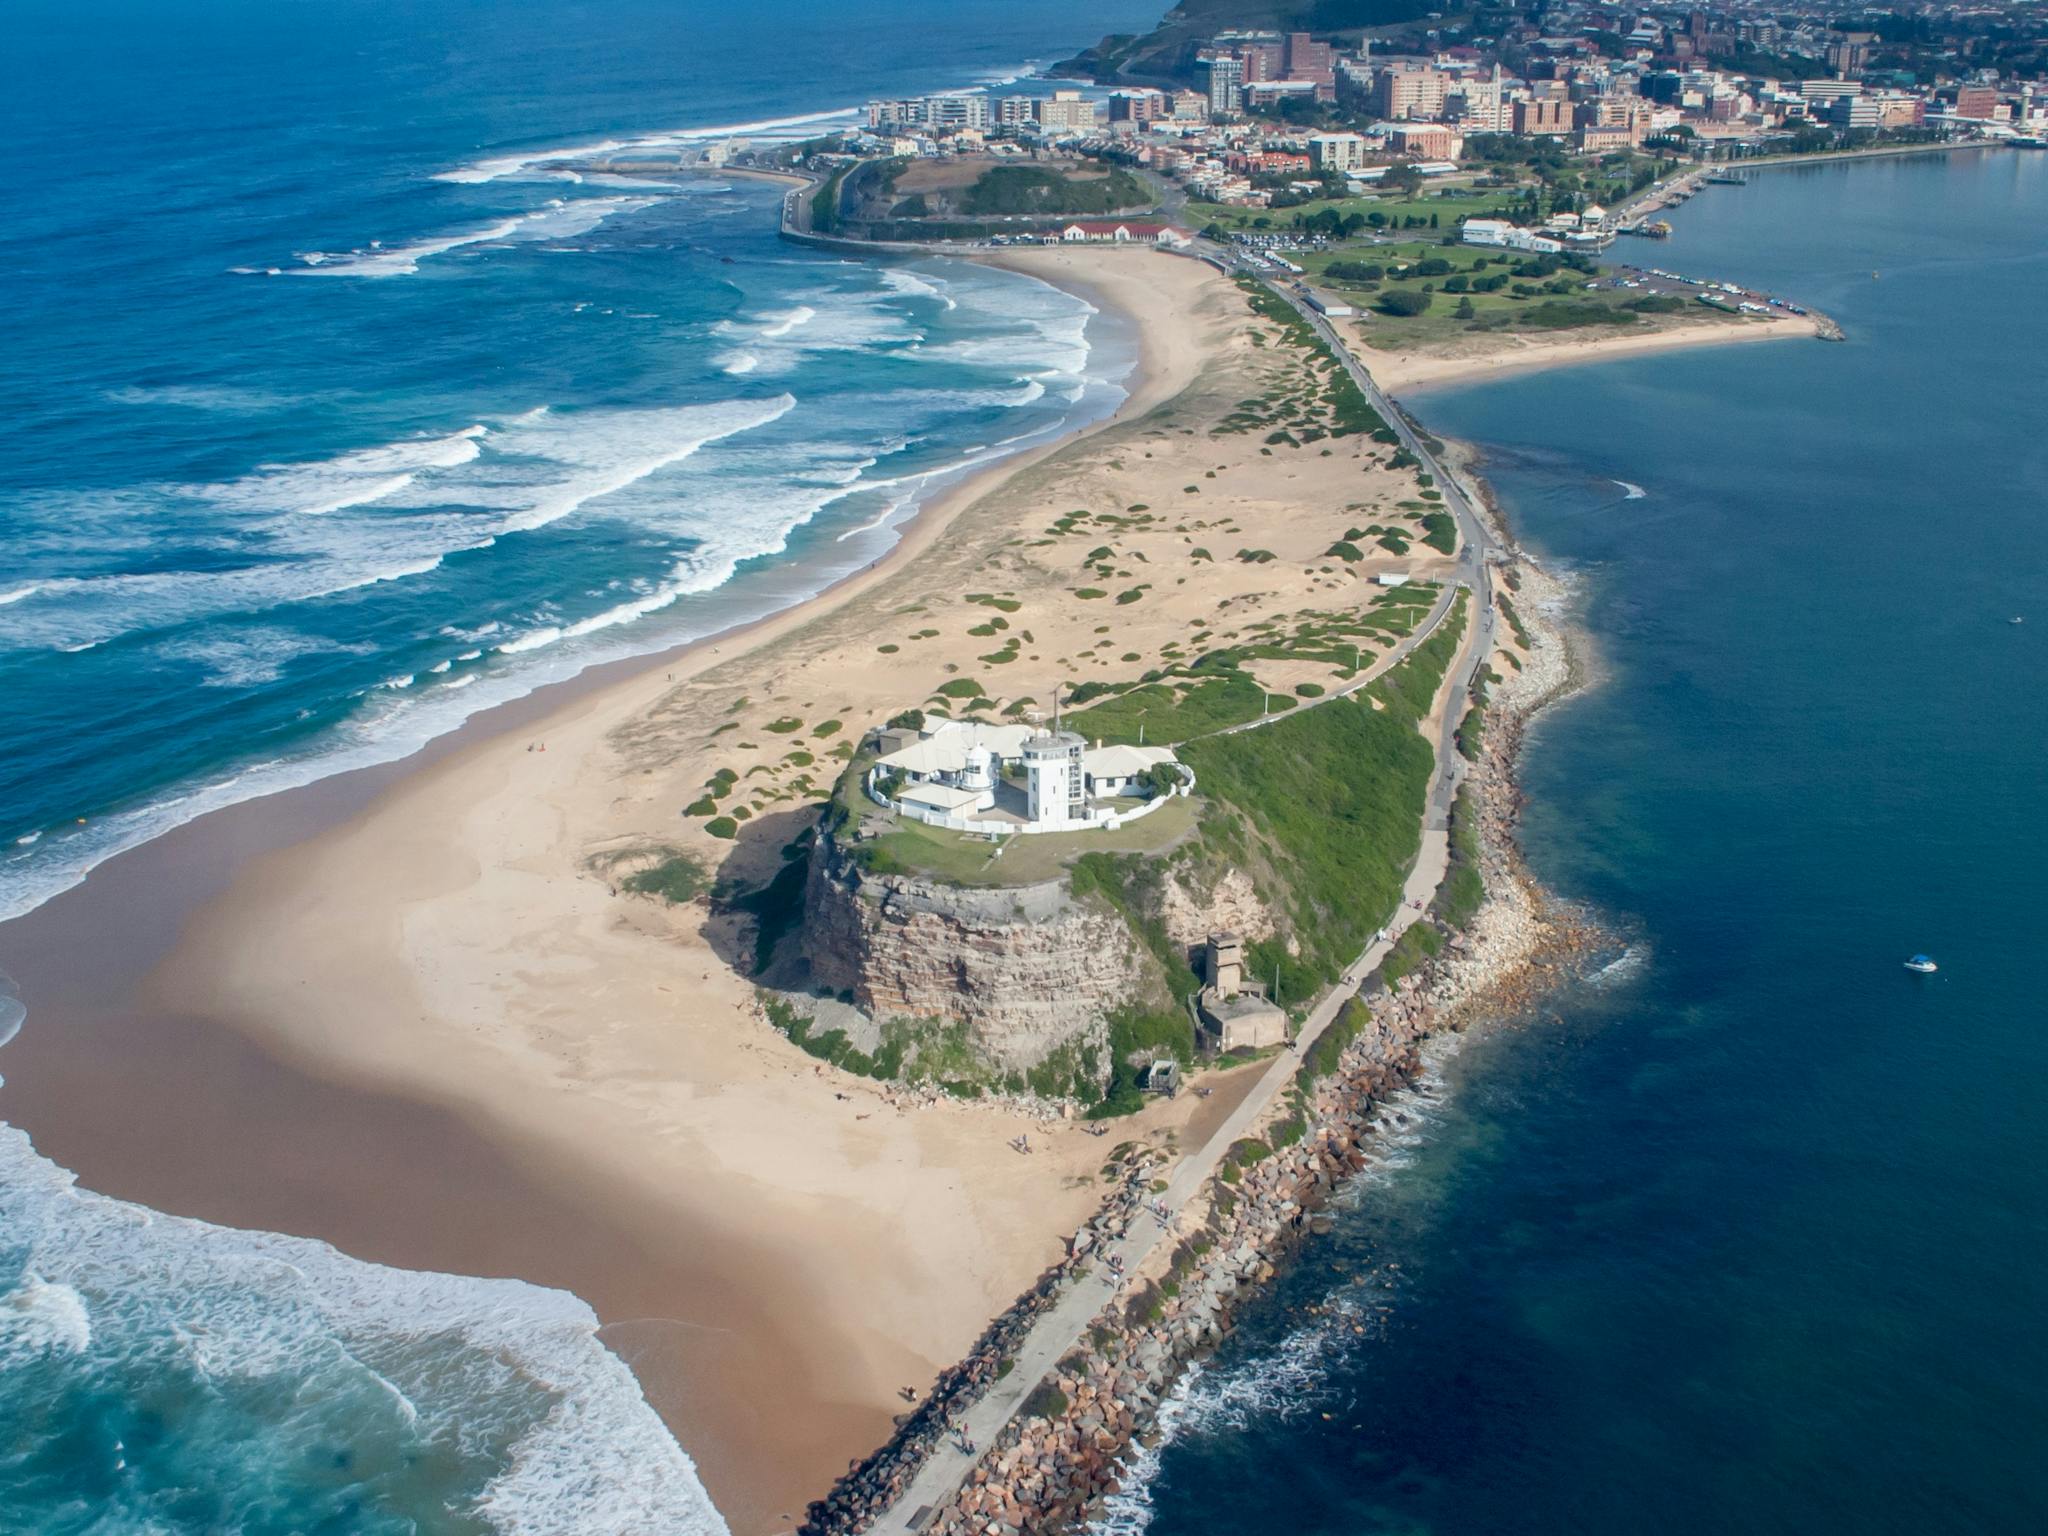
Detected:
[
  {"left": 803, "top": 836, "right": 1151, "bottom": 1073},
  {"left": 1155, "top": 865, "right": 1276, "bottom": 952}
]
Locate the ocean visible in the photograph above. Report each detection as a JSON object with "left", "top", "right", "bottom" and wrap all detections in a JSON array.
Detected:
[
  {"left": 0, "top": 1, "right": 1159, "bottom": 1529},
  {"left": 1097, "top": 149, "right": 2048, "bottom": 1536}
]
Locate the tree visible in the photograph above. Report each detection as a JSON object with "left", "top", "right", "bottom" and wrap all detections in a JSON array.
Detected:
[
  {"left": 1454, "top": 296, "right": 1477, "bottom": 320},
  {"left": 1379, "top": 290, "right": 1432, "bottom": 317},
  {"left": 1379, "top": 162, "right": 1424, "bottom": 195}
]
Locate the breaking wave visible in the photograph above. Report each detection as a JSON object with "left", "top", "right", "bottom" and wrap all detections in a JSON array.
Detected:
[
  {"left": 289, "top": 197, "right": 660, "bottom": 278},
  {"left": 436, "top": 107, "right": 861, "bottom": 185},
  {"left": 0, "top": 1125, "right": 729, "bottom": 1534},
  {"left": 2, "top": 399, "right": 793, "bottom": 655},
  {"left": 1088, "top": 1051, "right": 1459, "bottom": 1536}
]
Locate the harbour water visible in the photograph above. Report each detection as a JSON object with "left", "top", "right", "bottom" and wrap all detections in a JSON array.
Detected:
[
  {"left": 1103, "top": 150, "right": 2048, "bottom": 1536},
  {"left": 0, "top": 1, "right": 1158, "bottom": 1529}
]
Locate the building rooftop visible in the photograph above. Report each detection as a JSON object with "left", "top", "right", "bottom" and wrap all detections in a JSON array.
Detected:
[
  {"left": 1080, "top": 743, "right": 1177, "bottom": 779},
  {"left": 874, "top": 719, "right": 1035, "bottom": 776}
]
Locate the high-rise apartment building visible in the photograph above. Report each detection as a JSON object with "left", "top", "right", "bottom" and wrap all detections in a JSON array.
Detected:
[
  {"left": 1035, "top": 91, "right": 1098, "bottom": 135},
  {"left": 1283, "top": 32, "right": 1335, "bottom": 94},
  {"left": 1954, "top": 84, "right": 2000, "bottom": 120},
  {"left": 1371, "top": 63, "right": 1448, "bottom": 121},
  {"left": 1199, "top": 54, "right": 1244, "bottom": 117}
]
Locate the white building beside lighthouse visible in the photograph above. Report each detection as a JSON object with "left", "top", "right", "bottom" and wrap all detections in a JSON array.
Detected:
[{"left": 865, "top": 717, "right": 1188, "bottom": 836}]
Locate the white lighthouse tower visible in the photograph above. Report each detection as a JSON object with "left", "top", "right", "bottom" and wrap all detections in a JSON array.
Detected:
[{"left": 1022, "top": 730, "right": 1086, "bottom": 828}]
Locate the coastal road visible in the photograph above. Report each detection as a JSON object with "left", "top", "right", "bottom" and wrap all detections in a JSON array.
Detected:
[
  {"left": 862, "top": 275, "right": 1503, "bottom": 1536},
  {"left": 868, "top": 601, "right": 1492, "bottom": 1536}
]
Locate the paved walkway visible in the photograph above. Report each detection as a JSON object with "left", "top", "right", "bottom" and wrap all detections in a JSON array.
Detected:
[{"left": 863, "top": 279, "right": 1499, "bottom": 1536}]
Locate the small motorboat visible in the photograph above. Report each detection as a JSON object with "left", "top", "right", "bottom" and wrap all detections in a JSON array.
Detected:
[{"left": 1903, "top": 954, "right": 1938, "bottom": 974}]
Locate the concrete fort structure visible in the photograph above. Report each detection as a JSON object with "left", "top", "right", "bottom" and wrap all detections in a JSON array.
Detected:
[
  {"left": 1195, "top": 931, "right": 1289, "bottom": 1052},
  {"left": 865, "top": 717, "right": 1191, "bottom": 835}
]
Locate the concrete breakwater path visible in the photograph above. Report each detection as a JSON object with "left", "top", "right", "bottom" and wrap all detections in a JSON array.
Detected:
[{"left": 856, "top": 285, "right": 1502, "bottom": 1536}]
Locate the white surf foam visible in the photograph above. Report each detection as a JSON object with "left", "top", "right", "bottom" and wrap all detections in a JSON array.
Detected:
[
  {"left": 711, "top": 288, "right": 922, "bottom": 377},
  {"left": 0, "top": 250, "right": 1126, "bottom": 922},
  {"left": 436, "top": 107, "right": 860, "bottom": 185},
  {"left": 106, "top": 384, "right": 284, "bottom": 412},
  {"left": 153, "top": 628, "right": 378, "bottom": 690},
  {"left": 880, "top": 267, "right": 957, "bottom": 311},
  {"left": 758, "top": 305, "right": 815, "bottom": 339},
  {"left": 482, "top": 393, "right": 796, "bottom": 535},
  {"left": 1613, "top": 479, "right": 1647, "bottom": 500},
  {"left": 0, "top": 1124, "right": 730, "bottom": 1533},
  {"left": 0, "top": 585, "right": 38, "bottom": 606},
  {"left": 208, "top": 426, "right": 488, "bottom": 517},
  {"left": 292, "top": 198, "right": 659, "bottom": 278},
  {"left": 1088, "top": 1049, "right": 1459, "bottom": 1536},
  {"left": 0, "top": 1272, "right": 92, "bottom": 1359},
  {"left": 4, "top": 401, "right": 793, "bottom": 656}
]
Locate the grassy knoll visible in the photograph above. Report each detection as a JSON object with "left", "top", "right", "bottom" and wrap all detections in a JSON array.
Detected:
[
  {"left": 621, "top": 851, "right": 709, "bottom": 905},
  {"left": 1190, "top": 185, "right": 1522, "bottom": 235},
  {"left": 1298, "top": 995, "right": 1371, "bottom": 1090},
  {"left": 854, "top": 793, "right": 1198, "bottom": 887},
  {"left": 1435, "top": 783, "right": 1485, "bottom": 931},
  {"left": 1065, "top": 585, "right": 1443, "bottom": 747},
  {"left": 1281, "top": 239, "right": 1719, "bottom": 349},
  {"left": 958, "top": 164, "right": 1151, "bottom": 217},
  {"left": 1066, "top": 672, "right": 1291, "bottom": 745},
  {"left": 1179, "top": 593, "right": 1468, "bottom": 1006}
]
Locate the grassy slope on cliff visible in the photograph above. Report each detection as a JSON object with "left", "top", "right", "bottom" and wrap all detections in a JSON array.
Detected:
[
  {"left": 1178, "top": 592, "right": 1466, "bottom": 1005},
  {"left": 959, "top": 165, "right": 1153, "bottom": 217}
]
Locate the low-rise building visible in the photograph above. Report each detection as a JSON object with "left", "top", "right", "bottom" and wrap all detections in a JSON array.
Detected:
[
  {"left": 1036, "top": 91, "right": 1099, "bottom": 136},
  {"left": 866, "top": 718, "right": 1190, "bottom": 835},
  {"left": 1512, "top": 95, "right": 1572, "bottom": 136},
  {"left": 1460, "top": 218, "right": 1563, "bottom": 254},
  {"left": 1055, "top": 221, "right": 1187, "bottom": 246},
  {"left": 1389, "top": 123, "right": 1463, "bottom": 159}
]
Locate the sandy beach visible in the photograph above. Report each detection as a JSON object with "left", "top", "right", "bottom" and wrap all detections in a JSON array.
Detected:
[
  {"left": 0, "top": 238, "right": 1814, "bottom": 1535},
  {"left": 2, "top": 247, "right": 1313, "bottom": 1533},
  {"left": 1360, "top": 310, "right": 1818, "bottom": 393}
]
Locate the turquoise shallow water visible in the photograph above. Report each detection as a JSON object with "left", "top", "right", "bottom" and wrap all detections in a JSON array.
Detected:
[
  {"left": 1099, "top": 150, "right": 2048, "bottom": 1536},
  {"left": 0, "top": 2, "right": 1161, "bottom": 1528}
]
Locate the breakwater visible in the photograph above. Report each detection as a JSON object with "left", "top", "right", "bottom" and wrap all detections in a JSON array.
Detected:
[{"left": 802, "top": 542, "right": 1592, "bottom": 1536}]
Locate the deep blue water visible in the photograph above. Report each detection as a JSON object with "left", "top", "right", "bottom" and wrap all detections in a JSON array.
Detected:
[
  {"left": 1107, "top": 150, "right": 2048, "bottom": 1536},
  {"left": 0, "top": 2, "right": 1161, "bottom": 1530}
]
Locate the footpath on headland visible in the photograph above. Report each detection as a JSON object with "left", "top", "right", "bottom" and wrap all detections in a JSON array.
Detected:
[{"left": 857, "top": 283, "right": 1501, "bottom": 1536}]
